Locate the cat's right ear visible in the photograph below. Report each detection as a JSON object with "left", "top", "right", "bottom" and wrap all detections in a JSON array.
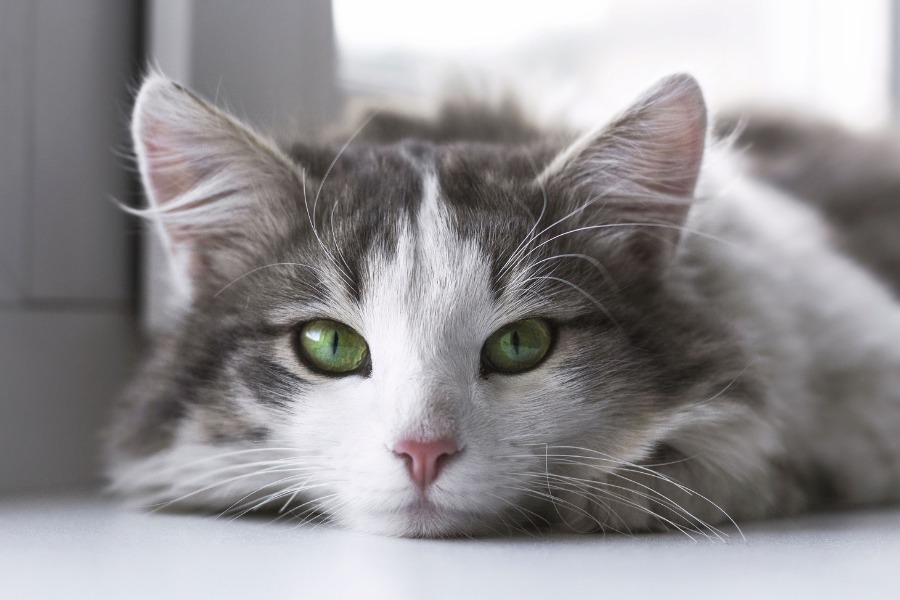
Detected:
[
  {"left": 131, "top": 72, "right": 303, "bottom": 303},
  {"left": 536, "top": 74, "right": 707, "bottom": 277}
]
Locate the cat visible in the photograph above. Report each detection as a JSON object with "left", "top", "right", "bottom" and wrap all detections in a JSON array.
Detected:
[
  {"left": 106, "top": 71, "right": 900, "bottom": 538},
  {"left": 717, "top": 112, "right": 900, "bottom": 298}
]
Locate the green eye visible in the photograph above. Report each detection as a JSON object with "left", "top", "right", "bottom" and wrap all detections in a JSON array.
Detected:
[
  {"left": 481, "top": 319, "right": 552, "bottom": 374},
  {"left": 297, "top": 320, "right": 369, "bottom": 375}
]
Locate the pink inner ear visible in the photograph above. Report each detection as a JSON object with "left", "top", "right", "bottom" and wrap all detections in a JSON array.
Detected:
[
  {"left": 139, "top": 115, "right": 196, "bottom": 208},
  {"left": 642, "top": 112, "right": 707, "bottom": 198},
  {"left": 604, "top": 74, "right": 708, "bottom": 199},
  {"left": 137, "top": 113, "right": 208, "bottom": 278}
]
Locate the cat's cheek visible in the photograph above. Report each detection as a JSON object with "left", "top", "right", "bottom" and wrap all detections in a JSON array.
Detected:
[
  {"left": 281, "top": 375, "right": 383, "bottom": 451},
  {"left": 277, "top": 377, "right": 426, "bottom": 516}
]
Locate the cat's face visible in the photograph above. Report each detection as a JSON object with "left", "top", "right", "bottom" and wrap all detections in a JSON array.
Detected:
[{"left": 109, "top": 74, "right": 745, "bottom": 536}]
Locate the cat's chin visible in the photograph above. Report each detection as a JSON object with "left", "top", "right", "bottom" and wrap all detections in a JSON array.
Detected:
[{"left": 343, "top": 499, "right": 495, "bottom": 538}]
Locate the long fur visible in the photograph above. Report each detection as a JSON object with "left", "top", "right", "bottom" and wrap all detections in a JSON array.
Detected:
[{"left": 106, "top": 73, "right": 900, "bottom": 538}]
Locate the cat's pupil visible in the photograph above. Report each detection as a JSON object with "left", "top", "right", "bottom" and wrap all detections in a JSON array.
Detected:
[
  {"left": 331, "top": 331, "right": 339, "bottom": 355},
  {"left": 511, "top": 331, "right": 520, "bottom": 355}
]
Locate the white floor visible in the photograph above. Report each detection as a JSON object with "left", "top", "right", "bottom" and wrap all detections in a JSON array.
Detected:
[{"left": 2, "top": 490, "right": 898, "bottom": 600}]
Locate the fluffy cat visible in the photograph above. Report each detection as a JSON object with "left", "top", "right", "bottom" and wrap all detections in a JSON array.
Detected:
[{"left": 106, "top": 72, "right": 900, "bottom": 538}]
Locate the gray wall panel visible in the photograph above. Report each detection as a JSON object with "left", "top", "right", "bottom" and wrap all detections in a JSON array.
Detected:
[
  {"left": 0, "top": 310, "right": 137, "bottom": 492},
  {"left": 30, "top": 0, "right": 136, "bottom": 301},
  {"left": 191, "top": 0, "right": 340, "bottom": 137},
  {"left": 0, "top": 1, "right": 34, "bottom": 302},
  {"left": 894, "top": 0, "right": 900, "bottom": 119},
  {"left": 0, "top": 0, "right": 140, "bottom": 492}
]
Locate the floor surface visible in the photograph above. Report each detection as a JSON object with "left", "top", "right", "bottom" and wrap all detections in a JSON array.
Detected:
[{"left": 2, "top": 490, "right": 898, "bottom": 599}]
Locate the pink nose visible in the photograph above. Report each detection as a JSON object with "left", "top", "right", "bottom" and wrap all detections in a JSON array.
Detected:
[{"left": 393, "top": 437, "right": 460, "bottom": 489}]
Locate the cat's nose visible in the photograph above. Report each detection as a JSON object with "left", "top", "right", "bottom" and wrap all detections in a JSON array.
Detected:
[{"left": 392, "top": 437, "right": 460, "bottom": 489}]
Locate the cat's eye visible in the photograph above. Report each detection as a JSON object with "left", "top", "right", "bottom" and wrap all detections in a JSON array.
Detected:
[
  {"left": 297, "top": 319, "right": 369, "bottom": 375},
  {"left": 481, "top": 319, "right": 553, "bottom": 374}
]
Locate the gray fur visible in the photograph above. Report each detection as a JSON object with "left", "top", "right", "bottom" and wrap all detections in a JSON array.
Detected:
[
  {"left": 106, "top": 73, "right": 900, "bottom": 538},
  {"left": 718, "top": 112, "right": 900, "bottom": 296}
]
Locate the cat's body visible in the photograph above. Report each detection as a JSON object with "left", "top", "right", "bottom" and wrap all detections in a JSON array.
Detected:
[
  {"left": 107, "top": 73, "right": 900, "bottom": 538},
  {"left": 721, "top": 113, "right": 900, "bottom": 297}
]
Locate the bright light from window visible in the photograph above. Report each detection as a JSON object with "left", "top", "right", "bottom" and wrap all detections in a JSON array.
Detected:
[
  {"left": 334, "top": 0, "right": 612, "bottom": 55},
  {"left": 334, "top": 0, "right": 891, "bottom": 128}
]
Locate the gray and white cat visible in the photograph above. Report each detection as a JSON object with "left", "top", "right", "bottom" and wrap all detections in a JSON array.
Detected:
[{"left": 106, "top": 72, "right": 900, "bottom": 538}]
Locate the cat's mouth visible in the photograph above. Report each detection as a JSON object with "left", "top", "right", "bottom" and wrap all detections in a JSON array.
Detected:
[
  {"left": 405, "top": 495, "right": 442, "bottom": 515},
  {"left": 374, "top": 496, "right": 484, "bottom": 537}
]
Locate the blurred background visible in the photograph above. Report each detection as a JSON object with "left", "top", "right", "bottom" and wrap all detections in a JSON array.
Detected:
[{"left": 0, "top": 0, "right": 898, "bottom": 496}]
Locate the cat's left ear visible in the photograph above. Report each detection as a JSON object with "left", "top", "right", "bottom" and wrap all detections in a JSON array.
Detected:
[
  {"left": 131, "top": 72, "right": 303, "bottom": 303},
  {"left": 538, "top": 74, "right": 707, "bottom": 271}
]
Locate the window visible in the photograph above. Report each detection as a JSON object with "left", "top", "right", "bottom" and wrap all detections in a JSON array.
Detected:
[{"left": 334, "top": 0, "right": 892, "bottom": 128}]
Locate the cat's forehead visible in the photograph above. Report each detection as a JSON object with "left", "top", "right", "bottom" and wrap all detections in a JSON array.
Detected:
[
  {"left": 343, "top": 144, "right": 546, "bottom": 310},
  {"left": 361, "top": 168, "right": 498, "bottom": 346},
  {"left": 309, "top": 143, "right": 528, "bottom": 268},
  {"left": 262, "top": 141, "right": 583, "bottom": 329}
]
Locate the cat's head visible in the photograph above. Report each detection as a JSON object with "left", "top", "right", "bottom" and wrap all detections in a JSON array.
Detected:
[{"left": 108, "top": 72, "right": 750, "bottom": 536}]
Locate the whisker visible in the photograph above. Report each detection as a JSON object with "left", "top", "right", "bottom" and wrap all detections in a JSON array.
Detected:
[
  {"left": 227, "top": 480, "right": 335, "bottom": 520},
  {"left": 485, "top": 490, "right": 549, "bottom": 534},
  {"left": 146, "top": 463, "right": 317, "bottom": 512},
  {"left": 214, "top": 262, "right": 315, "bottom": 297},
  {"left": 534, "top": 470, "right": 723, "bottom": 541},
  {"left": 524, "top": 275, "right": 620, "bottom": 326}
]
